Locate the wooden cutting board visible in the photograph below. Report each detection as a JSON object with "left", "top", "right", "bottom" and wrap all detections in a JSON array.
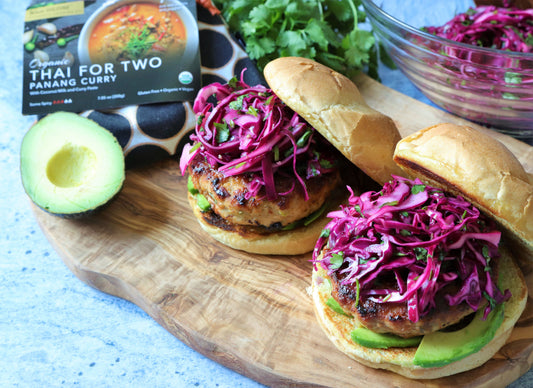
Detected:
[{"left": 33, "top": 73, "right": 533, "bottom": 388}]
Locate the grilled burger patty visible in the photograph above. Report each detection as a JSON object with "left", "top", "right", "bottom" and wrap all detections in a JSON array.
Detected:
[
  {"left": 329, "top": 258, "right": 497, "bottom": 338},
  {"left": 188, "top": 158, "right": 342, "bottom": 233}
]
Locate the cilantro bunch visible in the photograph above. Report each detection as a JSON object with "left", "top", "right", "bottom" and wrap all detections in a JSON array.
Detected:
[{"left": 213, "top": 0, "right": 384, "bottom": 78}]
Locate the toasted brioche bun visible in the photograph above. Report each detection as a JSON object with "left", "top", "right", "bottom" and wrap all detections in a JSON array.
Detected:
[
  {"left": 264, "top": 57, "right": 405, "bottom": 186},
  {"left": 188, "top": 192, "right": 333, "bottom": 255},
  {"left": 311, "top": 246, "right": 527, "bottom": 379},
  {"left": 393, "top": 123, "right": 533, "bottom": 257}
]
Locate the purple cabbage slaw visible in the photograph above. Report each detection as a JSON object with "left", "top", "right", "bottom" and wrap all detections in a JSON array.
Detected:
[
  {"left": 179, "top": 72, "right": 337, "bottom": 201},
  {"left": 312, "top": 176, "right": 511, "bottom": 322},
  {"left": 424, "top": 4, "right": 533, "bottom": 54},
  {"left": 418, "top": 3, "right": 533, "bottom": 101}
]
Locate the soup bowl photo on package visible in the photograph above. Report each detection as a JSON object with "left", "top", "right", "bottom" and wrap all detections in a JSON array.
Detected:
[{"left": 78, "top": 0, "right": 199, "bottom": 67}]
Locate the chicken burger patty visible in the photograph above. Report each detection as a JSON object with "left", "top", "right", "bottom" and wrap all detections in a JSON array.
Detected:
[
  {"left": 188, "top": 157, "right": 342, "bottom": 233},
  {"left": 313, "top": 176, "right": 511, "bottom": 339},
  {"left": 329, "top": 263, "right": 493, "bottom": 338}
]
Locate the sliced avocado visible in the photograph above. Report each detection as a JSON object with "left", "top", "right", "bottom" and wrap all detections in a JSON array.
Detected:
[
  {"left": 196, "top": 193, "right": 212, "bottom": 212},
  {"left": 186, "top": 177, "right": 211, "bottom": 212},
  {"left": 20, "top": 111, "right": 125, "bottom": 217},
  {"left": 413, "top": 303, "right": 504, "bottom": 368},
  {"left": 326, "top": 297, "right": 353, "bottom": 317},
  {"left": 351, "top": 327, "right": 422, "bottom": 349},
  {"left": 282, "top": 200, "right": 329, "bottom": 230},
  {"left": 187, "top": 175, "right": 199, "bottom": 194}
]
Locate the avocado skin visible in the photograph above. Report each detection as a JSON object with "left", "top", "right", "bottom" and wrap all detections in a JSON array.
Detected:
[
  {"left": 413, "top": 303, "right": 505, "bottom": 368},
  {"left": 35, "top": 186, "right": 123, "bottom": 219}
]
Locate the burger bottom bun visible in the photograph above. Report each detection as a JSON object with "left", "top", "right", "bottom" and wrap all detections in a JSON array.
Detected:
[
  {"left": 188, "top": 192, "right": 333, "bottom": 255},
  {"left": 311, "top": 247, "right": 527, "bottom": 379}
]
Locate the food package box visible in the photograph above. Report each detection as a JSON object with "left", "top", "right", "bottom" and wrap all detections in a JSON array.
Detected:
[{"left": 22, "top": 0, "right": 201, "bottom": 115}]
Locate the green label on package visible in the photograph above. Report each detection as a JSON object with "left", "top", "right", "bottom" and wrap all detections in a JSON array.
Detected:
[{"left": 22, "top": 0, "right": 201, "bottom": 115}]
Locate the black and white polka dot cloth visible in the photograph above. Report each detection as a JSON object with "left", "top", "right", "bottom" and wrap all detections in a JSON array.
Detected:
[{"left": 81, "top": 5, "right": 265, "bottom": 168}]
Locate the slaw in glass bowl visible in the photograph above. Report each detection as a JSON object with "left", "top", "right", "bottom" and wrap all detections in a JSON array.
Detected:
[{"left": 361, "top": 0, "right": 533, "bottom": 141}]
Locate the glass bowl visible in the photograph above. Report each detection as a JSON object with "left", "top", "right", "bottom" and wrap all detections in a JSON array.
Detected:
[{"left": 361, "top": 0, "right": 533, "bottom": 141}]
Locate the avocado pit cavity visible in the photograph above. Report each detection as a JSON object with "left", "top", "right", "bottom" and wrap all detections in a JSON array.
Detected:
[{"left": 46, "top": 143, "right": 97, "bottom": 188}]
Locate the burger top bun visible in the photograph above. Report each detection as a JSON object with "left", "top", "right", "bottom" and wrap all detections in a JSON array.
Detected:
[
  {"left": 394, "top": 123, "right": 533, "bottom": 256},
  {"left": 264, "top": 57, "right": 405, "bottom": 186}
]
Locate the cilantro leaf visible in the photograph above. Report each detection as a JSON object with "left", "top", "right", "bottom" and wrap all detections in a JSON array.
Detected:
[
  {"left": 277, "top": 30, "right": 307, "bottom": 55},
  {"left": 215, "top": 123, "right": 230, "bottom": 143},
  {"left": 330, "top": 251, "right": 344, "bottom": 269},
  {"left": 214, "top": 0, "right": 381, "bottom": 78},
  {"left": 411, "top": 184, "right": 426, "bottom": 194}
]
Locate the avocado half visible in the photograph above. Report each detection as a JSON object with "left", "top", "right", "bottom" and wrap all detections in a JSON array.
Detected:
[{"left": 20, "top": 111, "right": 125, "bottom": 217}]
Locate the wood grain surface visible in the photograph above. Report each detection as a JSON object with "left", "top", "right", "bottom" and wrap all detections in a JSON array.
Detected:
[{"left": 33, "top": 73, "right": 533, "bottom": 388}]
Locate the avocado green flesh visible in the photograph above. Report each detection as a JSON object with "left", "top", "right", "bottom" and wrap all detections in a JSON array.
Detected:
[
  {"left": 326, "top": 297, "right": 353, "bottom": 317},
  {"left": 282, "top": 201, "right": 328, "bottom": 230},
  {"left": 347, "top": 304, "right": 504, "bottom": 366},
  {"left": 413, "top": 303, "right": 505, "bottom": 368},
  {"left": 196, "top": 194, "right": 212, "bottom": 212},
  {"left": 20, "top": 111, "right": 125, "bottom": 216},
  {"left": 327, "top": 276, "right": 504, "bottom": 367},
  {"left": 188, "top": 178, "right": 212, "bottom": 212},
  {"left": 187, "top": 175, "right": 199, "bottom": 194},
  {"left": 351, "top": 327, "right": 422, "bottom": 349}
]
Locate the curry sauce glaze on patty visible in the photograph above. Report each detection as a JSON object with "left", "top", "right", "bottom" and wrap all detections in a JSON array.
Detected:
[{"left": 188, "top": 157, "right": 342, "bottom": 234}]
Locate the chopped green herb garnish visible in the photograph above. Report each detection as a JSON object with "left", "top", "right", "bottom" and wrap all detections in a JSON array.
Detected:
[
  {"left": 355, "top": 278, "right": 360, "bottom": 307},
  {"left": 320, "top": 228, "right": 330, "bottom": 239},
  {"left": 125, "top": 24, "right": 157, "bottom": 60},
  {"left": 247, "top": 106, "right": 259, "bottom": 116},
  {"left": 273, "top": 145, "right": 280, "bottom": 162},
  {"left": 330, "top": 252, "right": 344, "bottom": 269},
  {"left": 229, "top": 95, "right": 246, "bottom": 110},
  {"left": 296, "top": 129, "right": 312, "bottom": 148},
  {"left": 215, "top": 122, "right": 230, "bottom": 143},
  {"left": 319, "top": 158, "right": 334, "bottom": 169},
  {"left": 482, "top": 245, "right": 492, "bottom": 272},
  {"left": 503, "top": 92, "right": 520, "bottom": 100},
  {"left": 190, "top": 142, "right": 201, "bottom": 153},
  {"left": 411, "top": 184, "right": 426, "bottom": 194},
  {"left": 227, "top": 76, "right": 239, "bottom": 89},
  {"left": 414, "top": 247, "right": 428, "bottom": 261},
  {"left": 505, "top": 72, "right": 522, "bottom": 84}
]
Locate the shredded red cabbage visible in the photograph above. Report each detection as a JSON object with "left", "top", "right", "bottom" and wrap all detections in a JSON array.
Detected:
[
  {"left": 418, "top": 3, "right": 533, "bottom": 102},
  {"left": 179, "top": 72, "right": 337, "bottom": 200},
  {"left": 312, "top": 176, "right": 511, "bottom": 322},
  {"left": 424, "top": 4, "right": 533, "bottom": 53}
]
